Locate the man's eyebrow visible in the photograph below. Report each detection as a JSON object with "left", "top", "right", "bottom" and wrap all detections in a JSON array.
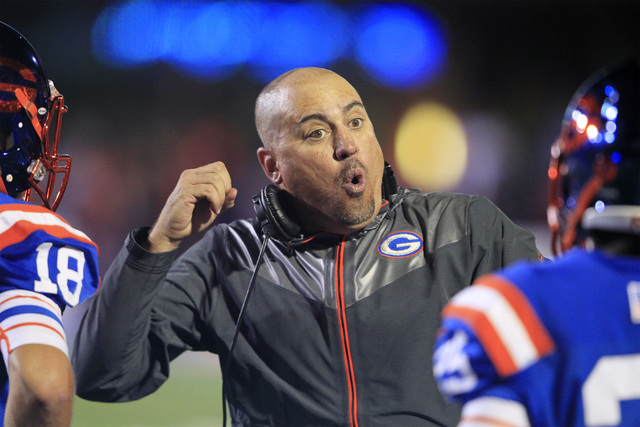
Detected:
[
  {"left": 296, "top": 101, "right": 365, "bottom": 126},
  {"left": 297, "top": 113, "right": 327, "bottom": 126},
  {"left": 344, "top": 101, "right": 364, "bottom": 113}
]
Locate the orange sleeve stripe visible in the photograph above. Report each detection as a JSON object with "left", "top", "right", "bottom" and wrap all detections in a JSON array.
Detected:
[
  {"left": 481, "top": 275, "right": 555, "bottom": 357},
  {"left": 443, "top": 304, "right": 518, "bottom": 376},
  {"left": 0, "top": 220, "right": 97, "bottom": 252},
  {"left": 4, "top": 322, "right": 65, "bottom": 341},
  {"left": 0, "top": 294, "right": 61, "bottom": 313},
  {"left": 443, "top": 274, "right": 556, "bottom": 376}
]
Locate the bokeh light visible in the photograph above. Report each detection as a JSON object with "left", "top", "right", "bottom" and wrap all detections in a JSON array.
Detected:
[
  {"left": 92, "top": 0, "right": 165, "bottom": 67},
  {"left": 353, "top": 3, "right": 446, "bottom": 89},
  {"left": 91, "top": 0, "right": 448, "bottom": 89},
  {"left": 394, "top": 102, "right": 467, "bottom": 191},
  {"left": 247, "top": 1, "right": 349, "bottom": 82},
  {"left": 167, "top": 2, "right": 249, "bottom": 81}
]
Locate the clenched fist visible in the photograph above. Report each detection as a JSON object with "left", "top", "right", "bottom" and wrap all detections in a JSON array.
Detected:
[{"left": 146, "top": 162, "right": 237, "bottom": 252}]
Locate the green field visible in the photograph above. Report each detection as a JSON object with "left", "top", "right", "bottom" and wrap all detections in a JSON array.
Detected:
[{"left": 72, "top": 353, "right": 225, "bottom": 427}]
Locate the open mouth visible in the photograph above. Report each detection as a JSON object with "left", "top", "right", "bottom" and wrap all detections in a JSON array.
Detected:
[{"left": 342, "top": 167, "right": 366, "bottom": 196}]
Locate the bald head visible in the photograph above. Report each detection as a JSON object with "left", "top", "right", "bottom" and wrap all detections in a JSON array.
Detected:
[
  {"left": 254, "top": 68, "right": 361, "bottom": 148},
  {"left": 254, "top": 66, "right": 384, "bottom": 234}
]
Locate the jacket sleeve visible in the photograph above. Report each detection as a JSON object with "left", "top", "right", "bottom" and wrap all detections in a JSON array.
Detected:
[
  {"left": 467, "top": 195, "right": 542, "bottom": 280},
  {"left": 71, "top": 227, "right": 210, "bottom": 402}
]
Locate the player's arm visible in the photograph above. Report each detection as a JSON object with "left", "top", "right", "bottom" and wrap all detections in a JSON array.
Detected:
[
  {"left": 433, "top": 303, "right": 532, "bottom": 427},
  {"left": 5, "top": 344, "right": 74, "bottom": 427},
  {"left": 433, "top": 274, "right": 555, "bottom": 426},
  {"left": 0, "top": 290, "right": 76, "bottom": 427}
]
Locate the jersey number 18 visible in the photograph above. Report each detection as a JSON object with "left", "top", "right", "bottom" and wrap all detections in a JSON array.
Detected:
[{"left": 34, "top": 242, "right": 86, "bottom": 306}]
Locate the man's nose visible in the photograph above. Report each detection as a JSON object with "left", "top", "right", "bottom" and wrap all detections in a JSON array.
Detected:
[{"left": 334, "top": 129, "right": 358, "bottom": 160}]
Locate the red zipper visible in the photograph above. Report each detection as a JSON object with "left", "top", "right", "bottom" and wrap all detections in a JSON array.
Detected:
[{"left": 335, "top": 237, "right": 358, "bottom": 427}]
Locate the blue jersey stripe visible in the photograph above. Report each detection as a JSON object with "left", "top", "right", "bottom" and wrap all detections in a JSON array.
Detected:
[{"left": 0, "top": 304, "right": 63, "bottom": 328}]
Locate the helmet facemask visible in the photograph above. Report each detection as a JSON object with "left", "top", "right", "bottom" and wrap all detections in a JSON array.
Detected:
[{"left": 20, "top": 83, "right": 71, "bottom": 212}]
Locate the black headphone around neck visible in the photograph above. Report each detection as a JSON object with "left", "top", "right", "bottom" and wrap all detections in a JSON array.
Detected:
[
  {"left": 252, "top": 185, "right": 301, "bottom": 242},
  {"left": 252, "top": 162, "right": 397, "bottom": 242}
]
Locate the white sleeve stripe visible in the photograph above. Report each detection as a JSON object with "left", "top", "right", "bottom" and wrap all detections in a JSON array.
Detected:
[
  {"left": 460, "top": 396, "right": 531, "bottom": 427},
  {"left": 450, "top": 285, "right": 540, "bottom": 371},
  {"left": 0, "top": 324, "right": 69, "bottom": 367},
  {"left": 0, "top": 290, "right": 63, "bottom": 316},
  {"left": 1, "top": 313, "right": 66, "bottom": 337},
  {"left": 0, "top": 209, "right": 90, "bottom": 241},
  {"left": 0, "top": 307, "right": 69, "bottom": 367}
]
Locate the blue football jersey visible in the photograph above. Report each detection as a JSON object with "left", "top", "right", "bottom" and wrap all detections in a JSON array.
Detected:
[
  {"left": 0, "top": 192, "right": 100, "bottom": 307},
  {"left": 0, "top": 192, "right": 100, "bottom": 423},
  {"left": 434, "top": 249, "right": 640, "bottom": 426}
]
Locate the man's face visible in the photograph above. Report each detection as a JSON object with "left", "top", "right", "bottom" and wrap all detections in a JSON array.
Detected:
[{"left": 262, "top": 70, "right": 385, "bottom": 235}]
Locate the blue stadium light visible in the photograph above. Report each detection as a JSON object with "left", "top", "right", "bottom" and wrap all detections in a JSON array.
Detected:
[
  {"left": 92, "top": 1, "right": 448, "bottom": 88},
  {"left": 247, "top": 1, "right": 348, "bottom": 82},
  {"left": 92, "top": 0, "right": 164, "bottom": 67},
  {"left": 353, "top": 4, "right": 447, "bottom": 89},
  {"left": 166, "top": 2, "right": 254, "bottom": 81}
]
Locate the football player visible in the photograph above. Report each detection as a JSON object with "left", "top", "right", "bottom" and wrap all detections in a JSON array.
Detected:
[
  {"left": 0, "top": 22, "right": 100, "bottom": 426},
  {"left": 433, "top": 59, "right": 640, "bottom": 426}
]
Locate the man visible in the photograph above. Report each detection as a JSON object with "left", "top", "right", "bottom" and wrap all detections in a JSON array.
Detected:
[
  {"left": 433, "top": 59, "right": 640, "bottom": 426},
  {"left": 73, "top": 67, "right": 540, "bottom": 426},
  {"left": 0, "top": 22, "right": 100, "bottom": 426}
]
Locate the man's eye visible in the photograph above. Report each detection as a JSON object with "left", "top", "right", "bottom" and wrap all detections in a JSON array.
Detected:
[
  {"left": 350, "top": 118, "right": 363, "bottom": 128},
  {"left": 308, "top": 129, "right": 325, "bottom": 139}
]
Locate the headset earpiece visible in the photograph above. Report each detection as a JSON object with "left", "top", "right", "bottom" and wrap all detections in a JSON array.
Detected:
[{"left": 252, "top": 185, "right": 301, "bottom": 242}]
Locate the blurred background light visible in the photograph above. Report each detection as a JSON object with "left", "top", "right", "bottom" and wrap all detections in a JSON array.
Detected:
[
  {"left": 167, "top": 2, "right": 243, "bottom": 81},
  {"left": 394, "top": 102, "right": 467, "bottom": 191},
  {"left": 92, "top": 0, "right": 165, "bottom": 67},
  {"left": 353, "top": 3, "right": 446, "bottom": 89},
  {"left": 611, "top": 152, "right": 622, "bottom": 164},
  {"left": 453, "top": 112, "right": 516, "bottom": 202},
  {"left": 247, "top": 1, "right": 349, "bottom": 82},
  {"left": 91, "top": 0, "right": 448, "bottom": 89}
]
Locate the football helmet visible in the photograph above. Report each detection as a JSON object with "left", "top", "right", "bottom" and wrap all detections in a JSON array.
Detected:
[
  {"left": 547, "top": 59, "right": 640, "bottom": 255},
  {"left": 0, "top": 21, "right": 71, "bottom": 211}
]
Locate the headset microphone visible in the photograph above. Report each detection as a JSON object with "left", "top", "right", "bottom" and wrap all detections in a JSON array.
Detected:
[
  {"left": 221, "top": 209, "right": 273, "bottom": 427},
  {"left": 381, "top": 162, "right": 397, "bottom": 206}
]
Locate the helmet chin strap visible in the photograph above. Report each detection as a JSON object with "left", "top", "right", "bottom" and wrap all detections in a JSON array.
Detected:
[{"left": 13, "top": 86, "right": 44, "bottom": 139}]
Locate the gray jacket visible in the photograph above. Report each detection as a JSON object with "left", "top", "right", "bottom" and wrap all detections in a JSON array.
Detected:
[{"left": 73, "top": 186, "right": 541, "bottom": 426}]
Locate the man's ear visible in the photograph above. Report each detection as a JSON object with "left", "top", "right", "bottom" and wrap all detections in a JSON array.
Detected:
[{"left": 257, "top": 147, "right": 282, "bottom": 184}]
